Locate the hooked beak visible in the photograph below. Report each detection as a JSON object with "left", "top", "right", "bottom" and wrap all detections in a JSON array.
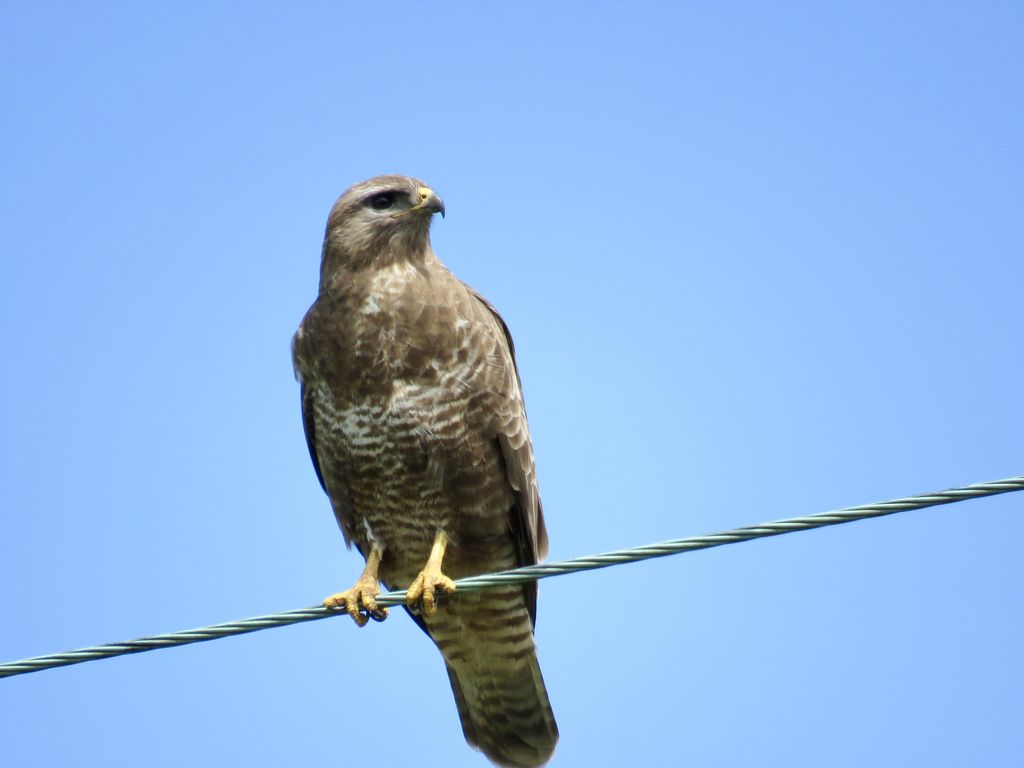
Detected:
[{"left": 394, "top": 186, "right": 445, "bottom": 219}]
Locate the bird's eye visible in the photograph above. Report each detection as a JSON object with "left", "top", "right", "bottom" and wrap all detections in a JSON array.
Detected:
[{"left": 368, "top": 192, "right": 397, "bottom": 211}]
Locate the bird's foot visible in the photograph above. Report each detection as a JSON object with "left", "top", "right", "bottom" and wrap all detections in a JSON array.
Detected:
[
  {"left": 406, "top": 566, "right": 456, "bottom": 618},
  {"left": 324, "top": 575, "right": 388, "bottom": 627}
]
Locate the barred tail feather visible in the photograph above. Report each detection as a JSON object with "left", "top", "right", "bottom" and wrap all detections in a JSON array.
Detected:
[{"left": 427, "top": 592, "right": 558, "bottom": 767}]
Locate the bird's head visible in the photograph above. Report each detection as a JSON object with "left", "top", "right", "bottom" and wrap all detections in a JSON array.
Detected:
[{"left": 321, "top": 175, "right": 445, "bottom": 274}]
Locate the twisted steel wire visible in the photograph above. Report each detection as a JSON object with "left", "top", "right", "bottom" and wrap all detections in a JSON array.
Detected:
[{"left": 2, "top": 474, "right": 1020, "bottom": 680}]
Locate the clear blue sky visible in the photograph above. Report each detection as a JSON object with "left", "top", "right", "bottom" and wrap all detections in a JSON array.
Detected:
[{"left": 2, "top": 3, "right": 1022, "bottom": 766}]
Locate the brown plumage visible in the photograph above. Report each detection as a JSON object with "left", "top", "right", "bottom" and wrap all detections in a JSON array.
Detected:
[{"left": 292, "top": 175, "right": 558, "bottom": 767}]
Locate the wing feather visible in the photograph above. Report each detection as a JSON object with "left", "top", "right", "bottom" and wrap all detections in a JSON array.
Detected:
[
  {"left": 471, "top": 290, "right": 549, "bottom": 626},
  {"left": 299, "top": 382, "right": 328, "bottom": 493}
]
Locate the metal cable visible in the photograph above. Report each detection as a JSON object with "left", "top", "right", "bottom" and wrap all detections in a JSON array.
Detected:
[{"left": 2, "top": 474, "right": 1020, "bottom": 680}]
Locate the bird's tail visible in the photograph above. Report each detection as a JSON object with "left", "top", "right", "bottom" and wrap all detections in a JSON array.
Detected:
[{"left": 426, "top": 590, "right": 558, "bottom": 768}]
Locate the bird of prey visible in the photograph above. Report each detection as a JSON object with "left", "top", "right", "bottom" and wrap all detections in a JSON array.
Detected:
[{"left": 292, "top": 175, "right": 558, "bottom": 767}]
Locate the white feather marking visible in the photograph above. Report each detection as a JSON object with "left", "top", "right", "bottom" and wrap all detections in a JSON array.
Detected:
[
  {"left": 363, "top": 519, "right": 382, "bottom": 548},
  {"left": 360, "top": 261, "right": 419, "bottom": 316},
  {"left": 361, "top": 294, "right": 381, "bottom": 315}
]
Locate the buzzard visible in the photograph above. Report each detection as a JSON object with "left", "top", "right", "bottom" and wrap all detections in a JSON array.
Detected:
[{"left": 292, "top": 175, "right": 558, "bottom": 767}]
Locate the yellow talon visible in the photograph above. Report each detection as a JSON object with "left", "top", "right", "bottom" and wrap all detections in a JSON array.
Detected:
[
  {"left": 406, "top": 531, "right": 456, "bottom": 617},
  {"left": 324, "top": 545, "right": 388, "bottom": 627}
]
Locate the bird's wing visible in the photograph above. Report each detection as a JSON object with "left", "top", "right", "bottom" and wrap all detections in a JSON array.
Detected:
[
  {"left": 300, "top": 380, "right": 359, "bottom": 551},
  {"left": 471, "top": 290, "right": 549, "bottom": 625},
  {"left": 300, "top": 381, "right": 328, "bottom": 493}
]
